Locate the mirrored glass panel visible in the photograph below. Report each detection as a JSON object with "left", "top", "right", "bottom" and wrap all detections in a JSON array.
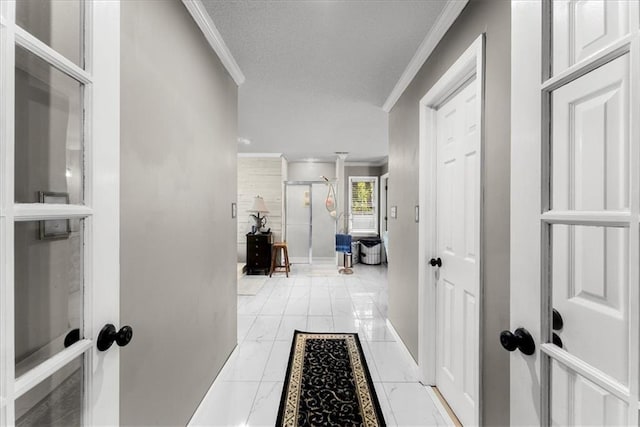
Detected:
[
  {"left": 14, "top": 46, "right": 84, "bottom": 205},
  {"left": 285, "top": 185, "right": 311, "bottom": 263},
  {"left": 14, "top": 220, "right": 84, "bottom": 378},
  {"left": 16, "top": 0, "right": 83, "bottom": 67},
  {"left": 551, "top": 224, "right": 628, "bottom": 385},
  {"left": 15, "top": 356, "right": 83, "bottom": 427},
  {"left": 312, "top": 183, "right": 335, "bottom": 260}
]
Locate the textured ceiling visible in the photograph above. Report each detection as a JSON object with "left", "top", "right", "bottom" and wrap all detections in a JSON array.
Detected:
[{"left": 202, "top": 0, "right": 448, "bottom": 162}]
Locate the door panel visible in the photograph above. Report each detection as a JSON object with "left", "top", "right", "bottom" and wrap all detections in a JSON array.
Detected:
[
  {"left": 1, "top": 1, "right": 121, "bottom": 425},
  {"left": 552, "top": 224, "right": 629, "bottom": 384},
  {"left": 14, "top": 45, "right": 84, "bottom": 205},
  {"left": 552, "top": 54, "right": 629, "bottom": 212},
  {"left": 511, "top": 1, "right": 640, "bottom": 425},
  {"left": 14, "top": 220, "right": 84, "bottom": 377},
  {"left": 552, "top": 360, "right": 628, "bottom": 426},
  {"left": 553, "top": 0, "right": 630, "bottom": 75},
  {"left": 15, "top": 356, "right": 83, "bottom": 427},
  {"left": 435, "top": 80, "right": 478, "bottom": 425}
]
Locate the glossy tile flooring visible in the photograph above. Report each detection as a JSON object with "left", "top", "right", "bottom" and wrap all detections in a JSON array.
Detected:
[{"left": 190, "top": 263, "right": 452, "bottom": 426}]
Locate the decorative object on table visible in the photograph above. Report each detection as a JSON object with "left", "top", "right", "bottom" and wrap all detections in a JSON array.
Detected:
[
  {"left": 38, "top": 191, "right": 71, "bottom": 240},
  {"left": 336, "top": 233, "right": 353, "bottom": 274},
  {"left": 247, "top": 195, "right": 269, "bottom": 233},
  {"left": 276, "top": 331, "right": 386, "bottom": 427},
  {"left": 246, "top": 231, "right": 272, "bottom": 275}
]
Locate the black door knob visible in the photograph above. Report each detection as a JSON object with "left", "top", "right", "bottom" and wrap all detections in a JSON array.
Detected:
[
  {"left": 500, "top": 327, "right": 535, "bottom": 355},
  {"left": 429, "top": 257, "right": 442, "bottom": 267},
  {"left": 552, "top": 309, "right": 563, "bottom": 331},
  {"left": 552, "top": 332, "right": 563, "bottom": 349},
  {"left": 97, "top": 324, "right": 133, "bottom": 352}
]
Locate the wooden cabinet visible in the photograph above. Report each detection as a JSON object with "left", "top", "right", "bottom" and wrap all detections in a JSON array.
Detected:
[{"left": 246, "top": 232, "right": 272, "bottom": 275}]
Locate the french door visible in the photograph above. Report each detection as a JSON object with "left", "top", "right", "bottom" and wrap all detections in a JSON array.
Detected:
[
  {"left": 510, "top": 0, "right": 640, "bottom": 424},
  {"left": 1, "top": 1, "right": 121, "bottom": 425}
]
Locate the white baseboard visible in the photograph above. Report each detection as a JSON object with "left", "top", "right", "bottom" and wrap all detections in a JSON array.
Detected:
[
  {"left": 187, "top": 343, "right": 239, "bottom": 426},
  {"left": 385, "top": 319, "right": 457, "bottom": 426},
  {"left": 385, "top": 319, "right": 418, "bottom": 369}
]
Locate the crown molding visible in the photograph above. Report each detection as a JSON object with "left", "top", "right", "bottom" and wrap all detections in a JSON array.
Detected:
[
  {"left": 238, "top": 153, "right": 283, "bottom": 158},
  {"left": 182, "top": 0, "right": 245, "bottom": 86},
  {"left": 382, "top": 0, "right": 468, "bottom": 112},
  {"left": 345, "top": 159, "right": 388, "bottom": 167}
]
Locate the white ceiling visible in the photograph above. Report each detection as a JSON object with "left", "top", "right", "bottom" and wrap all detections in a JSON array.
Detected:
[{"left": 202, "top": 0, "right": 448, "bottom": 162}]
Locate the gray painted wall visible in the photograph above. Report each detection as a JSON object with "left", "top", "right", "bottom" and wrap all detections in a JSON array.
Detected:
[
  {"left": 287, "top": 161, "right": 335, "bottom": 182},
  {"left": 120, "top": 1, "right": 237, "bottom": 425},
  {"left": 387, "top": 0, "right": 510, "bottom": 424}
]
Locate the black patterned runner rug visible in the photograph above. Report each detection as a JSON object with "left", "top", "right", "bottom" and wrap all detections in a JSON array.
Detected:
[{"left": 276, "top": 331, "right": 386, "bottom": 427}]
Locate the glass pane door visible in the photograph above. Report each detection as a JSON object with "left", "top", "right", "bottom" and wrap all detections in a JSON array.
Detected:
[
  {"left": 311, "top": 182, "right": 335, "bottom": 262},
  {"left": 0, "top": 1, "right": 122, "bottom": 425},
  {"left": 285, "top": 184, "right": 311, "bottom": 264}
]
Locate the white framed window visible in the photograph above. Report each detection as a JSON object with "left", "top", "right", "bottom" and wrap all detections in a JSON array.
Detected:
[{"left": 348, "top": 176, "right": 378, "bottom": 235}]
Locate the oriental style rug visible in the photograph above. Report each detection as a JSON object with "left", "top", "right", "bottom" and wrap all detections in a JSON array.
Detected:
[{"left": 276, "top": 331, "right": 386, "bottom": 427}]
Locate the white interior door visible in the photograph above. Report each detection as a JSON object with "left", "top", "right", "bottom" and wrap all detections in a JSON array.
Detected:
[
  {"left": 511, "top": 1, "right": 640, "bottom": 424},
  {"left": 1, "top": 1, "right": 121, "bottom": 425},
  {"left": 434, "top": 80, "right": 479, "bottom": 426}
]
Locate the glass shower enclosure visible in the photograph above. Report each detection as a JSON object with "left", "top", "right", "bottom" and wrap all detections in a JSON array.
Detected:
[{"left": 284, "top": 181, "right": 336, "bottom": 264}]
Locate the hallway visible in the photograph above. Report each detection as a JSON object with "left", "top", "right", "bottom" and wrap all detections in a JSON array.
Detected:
[{"left": 190, "top": 264, "right": 453, "bottom": 426}]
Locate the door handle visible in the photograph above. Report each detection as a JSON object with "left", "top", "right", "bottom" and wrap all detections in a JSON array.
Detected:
[
  {"left": 500, "top": 327, "right": 535, "bottom": 355},
  {"left": 97, "top": 324, "right": 133, "bottom": 351},
  {"left": 552, "top": 308, "right": 563, "bottom": 331},
  {"left": 429, "top": 257, "right": 442, "bottom": 267},
  {"left": 552, "top": 332, "right": 563, "bottom": 349}
]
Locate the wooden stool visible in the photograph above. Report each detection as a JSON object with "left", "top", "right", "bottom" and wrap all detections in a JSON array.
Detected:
[{"left": 270, "top": 242, "right": 290, "bottom": 277}]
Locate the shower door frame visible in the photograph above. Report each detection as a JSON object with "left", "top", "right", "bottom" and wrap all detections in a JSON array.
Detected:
[{"left": 284, "top": 180, "right": 336, "bottom": 264}]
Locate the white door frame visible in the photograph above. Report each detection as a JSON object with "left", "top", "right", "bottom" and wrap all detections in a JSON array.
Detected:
[
  {"left": 417, "top": 34, "right": 484, "bottom": 424},
  {"left": 380, "top": 172, "right": 389, "bottom": 263}
]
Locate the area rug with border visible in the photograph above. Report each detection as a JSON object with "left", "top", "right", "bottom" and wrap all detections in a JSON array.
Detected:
[{"left": 276, "top": 330, "right": 386, "bottom": 427}]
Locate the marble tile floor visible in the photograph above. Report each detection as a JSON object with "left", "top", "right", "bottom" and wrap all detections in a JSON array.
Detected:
[{"left": 190, "top": 263, "right": 453, "bottom": 427}]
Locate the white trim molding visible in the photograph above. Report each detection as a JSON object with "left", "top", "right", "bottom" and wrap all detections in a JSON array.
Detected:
[
  {"left": 382, "top": 0, "right": 468, "bottom": 112},
  {"left": 237, "top": 152, "right": 283, "bottom": 158},
  {"left": 182, "top": 0, "right": 245, "bottom": 86}
]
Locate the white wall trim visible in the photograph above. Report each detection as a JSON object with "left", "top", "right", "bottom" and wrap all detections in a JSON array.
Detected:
[
  {"left": 417, "top": 34, "right": 484, "bottom": 425},
  {"left": 385, "top": 319, "right": 419, "bottom": 370},
  {"left": 237, "top": 152, "right": 283, "bottom": 158},
  {"left": 382, "top": 0, "right": 468, "bottom": 112},
  {"left": 182, "top": 0, "right": 245, "bottom": 86},
  {"left": 188, "top": 345, "right": 239, "bottom": 426},
  {"left": 344, "top": 159, "right": 388, "bottom": 167}
]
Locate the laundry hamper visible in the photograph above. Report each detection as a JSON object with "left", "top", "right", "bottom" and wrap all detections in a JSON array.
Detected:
[{"left": 359, "top": 238, "right": 381, "bottom": 265}]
